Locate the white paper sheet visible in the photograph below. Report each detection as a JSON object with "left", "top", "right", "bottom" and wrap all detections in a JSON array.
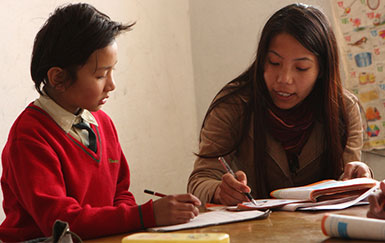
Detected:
[
  {"left": 227, "top": 199, "right": 307, "bottom": 211},
  {"left": 148, "top": 209, "right": 270, "bottom": 232}
]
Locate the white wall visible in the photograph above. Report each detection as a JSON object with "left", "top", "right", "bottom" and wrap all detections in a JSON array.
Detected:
[{"left": 0, "top": 0, "right": 197, "bottom": 222}]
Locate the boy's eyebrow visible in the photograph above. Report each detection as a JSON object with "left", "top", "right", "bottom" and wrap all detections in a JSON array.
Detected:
[
  {"left": 268, "top": 50, "right": 314, "bottom": 62},
  {"left": 96, "top": 61, "right": 118, "bottom": 70}
]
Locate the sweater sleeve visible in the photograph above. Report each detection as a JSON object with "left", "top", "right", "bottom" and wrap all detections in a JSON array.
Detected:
[
  {"left": 342, "top": 90, "right": 364, "bottom": 164},
  {"left": 2, "top": 137, "right": 156, "bottom": 240},
  {"left": 187, "top": 92, "right": 246, "bottom": 204}
]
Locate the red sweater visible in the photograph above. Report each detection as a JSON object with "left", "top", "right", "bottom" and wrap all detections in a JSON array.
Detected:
[{"left": 0, "top": 104, "right": 156, "bottom": 241}]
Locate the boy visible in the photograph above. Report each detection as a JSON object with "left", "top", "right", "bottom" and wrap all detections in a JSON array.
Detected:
[{"left": 0, "top": 3, "right": 200, "bottom": 241}]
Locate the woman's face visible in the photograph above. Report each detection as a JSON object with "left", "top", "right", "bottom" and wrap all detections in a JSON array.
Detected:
[{"left": 264, "top": 33, "right": 320, "bottom": 110}]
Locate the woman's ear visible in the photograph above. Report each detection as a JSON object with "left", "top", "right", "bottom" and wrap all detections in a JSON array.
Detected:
[{"left": 47, "top": 67, "right": 68, "bottom": 91}]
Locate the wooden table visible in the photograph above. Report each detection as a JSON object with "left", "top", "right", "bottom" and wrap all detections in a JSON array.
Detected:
[{"left": 85, "top": 206, "right": 371, "bottom": 243}]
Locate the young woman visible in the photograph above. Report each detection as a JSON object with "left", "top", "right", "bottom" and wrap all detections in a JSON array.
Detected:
[{"left": 188, "top": 3, "right": 372, "bottom": 206}]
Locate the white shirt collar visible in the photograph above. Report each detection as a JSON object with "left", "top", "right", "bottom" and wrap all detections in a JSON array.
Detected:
[{"left": 34, "top": 92, "right": 98, "bottom": 133}]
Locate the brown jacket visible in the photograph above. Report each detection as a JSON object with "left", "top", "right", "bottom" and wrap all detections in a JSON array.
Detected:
[{"left": 187, "top": 87, "right": 363, "bottom": 204}]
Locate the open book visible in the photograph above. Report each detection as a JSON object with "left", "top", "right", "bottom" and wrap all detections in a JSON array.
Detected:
[
  {"left": 270, "top": 178, "right": 378, "bottom": 202},
  {"left": 233, "top": 178, "right": 379, "bottom": 211}
]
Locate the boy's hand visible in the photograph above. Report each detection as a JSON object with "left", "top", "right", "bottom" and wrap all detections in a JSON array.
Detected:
[
  {"left": 367, "top": 181, "right": 385, "bottom": 219},
  {"left": 153, "top": 194, "right": 201, "bottom": 226},
  {"left": 213, "top": 170, "right": 250, "bottom": 206}
]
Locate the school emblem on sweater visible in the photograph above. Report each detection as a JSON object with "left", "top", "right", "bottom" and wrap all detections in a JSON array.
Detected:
[{"left": 108, "top": 158, "right": 119, "bottom": 163}]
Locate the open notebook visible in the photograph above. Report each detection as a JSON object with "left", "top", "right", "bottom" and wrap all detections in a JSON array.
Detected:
[{"left": 228, "top": 178, "right": 379, "bottom": 211}]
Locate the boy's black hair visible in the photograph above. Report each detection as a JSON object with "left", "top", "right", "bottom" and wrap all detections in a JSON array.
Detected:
[{"left": 31, "top": 3, "right": 134, "bottom": 94}]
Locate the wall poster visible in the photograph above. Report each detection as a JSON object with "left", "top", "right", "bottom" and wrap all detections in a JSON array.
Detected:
[{"left": 331, "top": 0, "right": 385, "bottom": 150}]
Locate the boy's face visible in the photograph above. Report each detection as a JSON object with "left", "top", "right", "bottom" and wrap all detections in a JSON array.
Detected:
[{"left": 61, "top": 41, "right": 118, "bottom": 114}]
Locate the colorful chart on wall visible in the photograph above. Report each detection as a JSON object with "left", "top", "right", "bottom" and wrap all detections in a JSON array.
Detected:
[{"left": 331, "top": 0, "right": 385, "bottom": 150}]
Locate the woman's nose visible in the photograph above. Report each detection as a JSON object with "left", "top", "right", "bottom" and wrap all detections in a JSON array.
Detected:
[{"left": 277, "top": 66, "right": 293, "bottom": 85}]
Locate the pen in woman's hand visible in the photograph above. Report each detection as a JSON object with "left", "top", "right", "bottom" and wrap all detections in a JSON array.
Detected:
[{"left": 218, "top": 157, "right": 258, "bottom": 206}]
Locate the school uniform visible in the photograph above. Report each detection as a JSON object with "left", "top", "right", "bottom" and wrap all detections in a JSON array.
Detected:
[{"left": 0, "top": 95, "right": 155, "bottom": 241}]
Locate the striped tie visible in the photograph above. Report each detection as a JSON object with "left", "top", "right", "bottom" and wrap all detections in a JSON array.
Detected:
[{"left": 73, "top": 122, "right": 97, "bottom": 152}]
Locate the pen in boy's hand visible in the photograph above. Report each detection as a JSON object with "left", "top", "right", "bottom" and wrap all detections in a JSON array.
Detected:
[
  {"left": 144, "top": 189, "right": 166, "bottom": 198},
  {"left": 218, "top": 157, "right": 258, "bottom": 206}
]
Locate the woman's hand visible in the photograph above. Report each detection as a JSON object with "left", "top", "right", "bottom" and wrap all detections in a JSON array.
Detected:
[
  {"left": 341, "top": 161, "right": 372, "bottom": 180},
  {"left": 213, "top": 170, "right": 251, "bottom": 205},
  {"left": 367, "top": 181, "right": 385, "bottom": 219},
  {"left": 153, "top": 193, "right": 201, "bottom": 226}
]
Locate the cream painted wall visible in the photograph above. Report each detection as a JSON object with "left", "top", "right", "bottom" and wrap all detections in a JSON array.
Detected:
[{"left": 0, "top": 0, "right": 197, "bottom": 222}]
